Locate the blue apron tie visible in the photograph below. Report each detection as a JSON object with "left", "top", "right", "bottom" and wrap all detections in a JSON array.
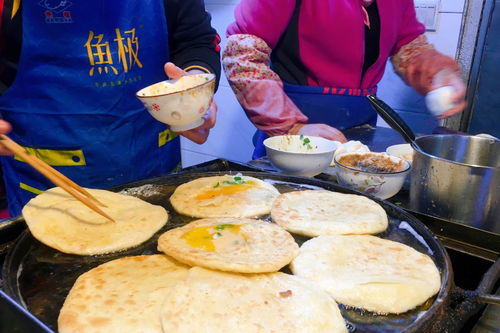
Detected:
[
  {"left": 252, "top": 82, "right": 377, "bottom": 159},
  {"left": 0, "top": 1, "right": 179, "bottom": 216}
]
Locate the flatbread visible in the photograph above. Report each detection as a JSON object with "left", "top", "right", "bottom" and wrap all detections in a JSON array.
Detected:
[
  {"left": 271, "top": 190, "right": 388, "bottom": 236},
  {"left": 170, "top": 175, "right": 280, "bottom": 218},
  {"left": 157, "top": 218, "right": 298, "bottom": 273},
  {"left": 58, "top": 255, "right": 189, "bottom": 333},
  {"left": 160, "top": 267, "right": 348, "bottom": 333},
  {"left": 22, "top": 187, "right": 168, "bottom": 255},
  {"left": 290, "top": 235, "right": 441, "bottom": 314}
]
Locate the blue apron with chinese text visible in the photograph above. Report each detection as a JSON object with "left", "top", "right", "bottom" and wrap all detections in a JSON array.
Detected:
[
  {"left": 0, "top": 1, "right": 179, "bottom": 216},
  {"left": 252, "top": 82, "right": 378, "bottom": 159}
]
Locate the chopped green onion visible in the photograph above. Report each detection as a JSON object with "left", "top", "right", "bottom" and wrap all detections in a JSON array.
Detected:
[
  {"left": 222, "top": 176, "right": 247, "bottom": 185},
  {"left": 300, "top": 136, "right": 313, "bottom": 150},
  {"left": 215, "top": 224, "right": 234, "bottom": 230}
]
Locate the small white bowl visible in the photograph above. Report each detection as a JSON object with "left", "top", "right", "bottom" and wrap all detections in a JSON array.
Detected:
[
  {"left": 264, "top": 135, "right": 338, "bottom": 177},
  {"left": 136, "top": 73, "right": 215, "bottom": 132},
  {"left": 386, "top": 144, "right": 414, "bottom": 164},
  {"left": 334, "top": 152, "right": 411, "bottom": 199}
]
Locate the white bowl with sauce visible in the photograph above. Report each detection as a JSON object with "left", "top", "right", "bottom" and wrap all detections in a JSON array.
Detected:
[
  {"left": 334, "top": 152, "right": 411, "bottom": 199},
  {"left": 136, "top": 73, "right": 215, "bottom": 132},
  {"left": 386, "top": 144, "right": 414, "bottom": 164},
  {"left": 264, "top": 135, "right": 338, "bottom": 177}
]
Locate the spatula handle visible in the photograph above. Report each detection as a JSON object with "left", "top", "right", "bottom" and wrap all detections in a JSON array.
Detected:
[{"left": 366, "top": 95, "right": 417, "bottom": 144}]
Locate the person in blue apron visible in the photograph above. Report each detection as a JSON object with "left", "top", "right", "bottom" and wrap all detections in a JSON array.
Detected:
[
  {"left": 0, "top": 0, "right": 221, "bottom": 217},
  {"left": 223, "top": 0, "right": 467, "bottom": 159}
]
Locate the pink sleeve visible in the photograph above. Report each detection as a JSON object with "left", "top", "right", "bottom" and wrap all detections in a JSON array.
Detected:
[
  {"left": 391, "top": 0, "right": 426, "bottom": 56},
  {"left": 392, "top": 35, "right": 460, "bottom": 95},
  {"left": 226, "top": 0, "right": 296, "bottom": 49},
  {"left": 222, "top": 34, "right": 308, "bottom": 136}
]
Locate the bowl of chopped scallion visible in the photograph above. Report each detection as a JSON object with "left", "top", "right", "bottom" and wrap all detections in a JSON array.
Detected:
[{"left": 263, "top": 135, "right": 339, "bottom": 177}]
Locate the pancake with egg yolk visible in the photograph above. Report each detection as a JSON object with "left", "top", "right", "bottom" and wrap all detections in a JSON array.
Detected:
[
  {"left": 169, "top": 175, "right": 280, "bottom": 218},
  {"left": 157, "top": 218, "right": 299, "bottom": 273}
]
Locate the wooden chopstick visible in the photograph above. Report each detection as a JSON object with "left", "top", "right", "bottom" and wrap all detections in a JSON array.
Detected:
[
  {"left": 0, "top": 135, "right": 107, "bottom": 207},
  {"left": 0, "top": 134, "right": 115, "bottom": 222}
]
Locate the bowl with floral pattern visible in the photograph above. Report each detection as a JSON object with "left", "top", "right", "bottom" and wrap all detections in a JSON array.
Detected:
[
  {"left": 333, "top": 152, "right": 411, "bottom": 199},
  {"left": 136, "top": 73, "right": 215, "bottom": 132}
]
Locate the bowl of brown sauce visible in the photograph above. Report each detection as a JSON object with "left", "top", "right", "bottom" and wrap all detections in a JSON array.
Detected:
[{"left": 334, "top": 152, "right": 411, "bottom": 199}]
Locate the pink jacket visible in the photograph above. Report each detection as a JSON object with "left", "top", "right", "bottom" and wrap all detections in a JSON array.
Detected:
[
  {"left": 227, "top": 0, "right": 424, "bottom": 89},
  {"left": 223, "top": 0, "right": 460, "bottom": 136}
]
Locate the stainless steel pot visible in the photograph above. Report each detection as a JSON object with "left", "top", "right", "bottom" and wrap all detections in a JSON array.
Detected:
[
  {"left": 410, "top": 134, "right": 500, "bottom": 233},
  {"left": 366, "top": 95, "right": 500, "bottom": 233}
]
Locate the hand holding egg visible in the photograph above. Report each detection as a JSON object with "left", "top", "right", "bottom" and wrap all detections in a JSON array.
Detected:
[
  {"left": 425, "top": 86, "right": 456, "bottom": 117},
  {"left": 426, "top": 68, "right": 467, "bottom": 118}
]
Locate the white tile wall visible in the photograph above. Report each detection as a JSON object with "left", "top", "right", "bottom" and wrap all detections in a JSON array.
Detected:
[
  {"left": 440, "top": 0, "right": 465, "bottom": 13},
  {"left": 181, "top": 1, "right": 256, "bottom": 167},
  {"left": 182, "top": 0, "right": 466, "bottom": 166}
]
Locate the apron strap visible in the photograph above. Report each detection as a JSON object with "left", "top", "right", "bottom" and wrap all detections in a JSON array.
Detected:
[{"left": 282, "top": 83, "right": 377, "bottom": 96}]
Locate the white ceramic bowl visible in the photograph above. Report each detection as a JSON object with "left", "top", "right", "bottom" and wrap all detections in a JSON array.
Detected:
[
  {"left": 136, "top": 73, "right": 215, "bottom": 131},
  {"left": 334, "top": 152, "right": 411, "bottom": 199},
  {"left": 264, "top": 135, "right": 338, "bottom": 177},
  {"left": 386, "top": 143, "right": 414, "bottom": 164}
]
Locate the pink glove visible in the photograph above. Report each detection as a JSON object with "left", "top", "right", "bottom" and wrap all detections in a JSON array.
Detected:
[
  {"left": 222, "top": 34, "right": 308, "bottom": 136},
  {"left": 428, "top": 68, "right": 466, "bottom": 118},
  {"left": 289, "top": 123, "right": 347, "bottom": 143},
  {"left": 164, "top": 62, "right": 217, "bottom": 144}
]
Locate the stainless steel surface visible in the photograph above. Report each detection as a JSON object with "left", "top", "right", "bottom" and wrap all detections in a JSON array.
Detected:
[
  {"left": 477, "top": 294, "right": 500, "bottom": 305},
  {"left": 410, "top": 135, "right": 500, "bottom": 233}
]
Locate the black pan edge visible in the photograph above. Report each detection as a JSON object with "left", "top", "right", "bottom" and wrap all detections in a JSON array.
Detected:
[{"left": 2, "top": 171, "right": 454, "bottom": 333}]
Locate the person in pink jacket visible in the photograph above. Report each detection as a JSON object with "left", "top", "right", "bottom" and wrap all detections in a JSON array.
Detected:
[{"left": 223, "top": 0, "right": 466, "bottom": 158}]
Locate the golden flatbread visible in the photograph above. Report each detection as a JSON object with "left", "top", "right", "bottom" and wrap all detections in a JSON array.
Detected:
[
  {"left": 58, "top": 255, "right": 189, "bottom": 333},
  {"left": 271, "top": 190, "right": 388, "bottom": 236},
  {"left": 290, "top": 235, "right": 441, "bottom": 314},
  {"left": 170, "top": 175, "right": 280, "bottom": 218},
  {"left": 22, "top": 187, "right": 168, "bottom": 255},
  {"left": 157, "top": 218, "right": 299, "bottom": 273},
  {"left": 161, "top": 267, "right": 348, "bottom": 333}
]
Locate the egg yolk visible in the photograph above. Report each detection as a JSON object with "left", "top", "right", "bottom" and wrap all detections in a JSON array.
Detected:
[
  {"left": 195, "top": 180, "right": 257, "bottom": 200},
  {"left": 181, "top": 224, "right": 246, "bottom": 252}
]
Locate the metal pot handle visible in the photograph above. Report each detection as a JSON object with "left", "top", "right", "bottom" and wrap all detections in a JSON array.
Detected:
[
  {"left": 474, "top": 257, "right": 500, "bottom": 305},
  {"left": 477, "top": 294, "right": 500, "bottom": 305},
  {"left": 434, "top": 258, "right": 500, "bottom": 332}
]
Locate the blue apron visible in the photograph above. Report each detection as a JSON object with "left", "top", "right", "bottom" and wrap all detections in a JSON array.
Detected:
[
  {"left": 252, "top": 82, "right": 378, "bottom": 159},
  {"left": 0, "top": 1, "right": 180, "bottom": 216}
]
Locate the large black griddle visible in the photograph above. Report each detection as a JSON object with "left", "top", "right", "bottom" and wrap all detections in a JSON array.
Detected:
[{"left": 0, "top": 169, "right": 486, "bottom": 333}]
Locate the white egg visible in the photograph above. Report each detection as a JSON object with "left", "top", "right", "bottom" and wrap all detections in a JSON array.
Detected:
[{"left": 425, "top": 86, "right": 456, "bottom": 116}]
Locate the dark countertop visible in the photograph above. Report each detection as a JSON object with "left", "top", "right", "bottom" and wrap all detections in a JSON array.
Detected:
[{"left": 250, "top": 125, "right": 499, "bottom": 260}]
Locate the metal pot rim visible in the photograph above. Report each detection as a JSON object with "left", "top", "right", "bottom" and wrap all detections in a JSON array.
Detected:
[{"left": 414, "top": 134, "right": 500, "bottom": 170}]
